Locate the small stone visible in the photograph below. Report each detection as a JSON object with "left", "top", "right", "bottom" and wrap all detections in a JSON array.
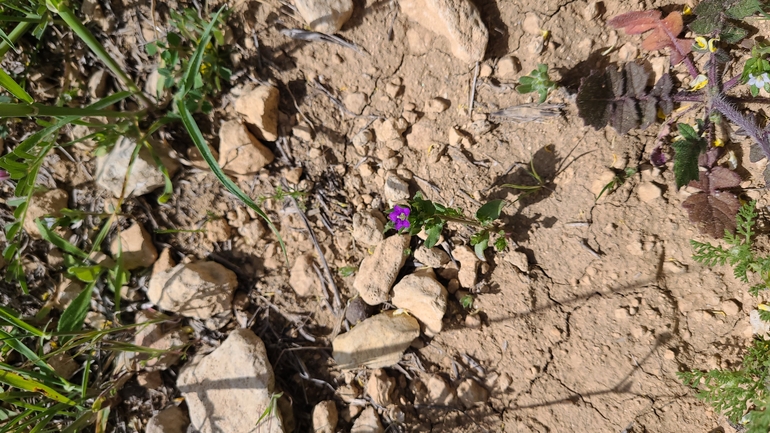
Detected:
[
  {"left": 148, "top": 261, "right": 238, "bottom": 321},
  {"left": 638, "top": 182, "right": 661, "bottom": 203},
  {"left": 383, "top": 173, "right": 410, "bottom": 203},
  {"left": 353, "top": 234, "right": 410, "bottom": 305},
  {"left": 465, "top": 314, "right": 482, "bottom": 328},
  {"left": 359, "top": 163, "right": 375, "bottom": 177},
  {"left": 399, "top": 0, "right": 488, "bottom": 63},
  {"left": 146, "top": 406, "right": 190, "bottom": 433},
  {"left": 284, "top": 167, "right": 303, "bottom": 184},
  {"left": 337, "top": 383, "right": 361, "bottom": 403},
  {"left": 204, "top": 218, "right": 231, "bottom": 244},
  {"left": 289, "top": 254, "right": 318, "bottom": 297},
  {"left": 522, "top": 13, "right": 541, "bottom": 35},
  {"left": 178, "top": 329, "right": 285, "bottom": 433},
  {"left": 663, "top": 349, "right": 676, "bottom": 360},
  {"left": 618, "top": 42, "right": 639, "bottom": 62},
  {"left": 392, "top": 273, "right": 448, "bottom": 335},
  {"left": 414, "top": 246, "right": 450, "bottom": 267},
  {"left": 23, "top": 189, "right": 68, "bottom": 239},
  {"left": 498, "top": 372, "right": 512, "bottom": 391},
  {"left": 352, "top": 211, "right": 385, "bottom": 246},
  {"left": 721, "top": 299, "right": 741, "bottom": 316},
  {"left": 345, "top": 92, "right": 368, "bottom": 115},
  {"left": 295, "top": 0, "right": 354, "bottom": 33},
  {"left": 662, "top": 261, "right": 686, "bottom": 274},
  {"left": 87, "top": 69, "right": 109, "bottom": 99},
  {"left": 427, "top": 375, "right": 457, "bottom": 405},
  {"left": 218, "top": 120, "right": 275, "bottom": 175},
  {"left": 447, "top": 279, "right": 460, "bottom": 294},
  {"left": 292, "top": 123, "right": 315, "bottom": 142},
  {"left": 614, "top": 307, "right": 629, "bottom": 319},
  {"left": 583, "top": 1, "right": 599, "bottom": 20},
  {"left": 453, "top": 246, "right": 480, "bottom": 288},
  {"left": 95, "top": 136, "right": 179, "bottom": 198},
  {"left": 590, "top": 170, "right": 617, "bottom": 198},
  {"left": 108, "top": 222, "right": 157, "bottom": 270},
  {"left": 312, "top": 401, "right": 338, "bottom": 433},
  {"left": 351, "top": 406, "right": 384, "bottom": 433},
  {"left": 496, "top": 56, "right": 519, "bottom": 77},
  {"left": 333, "top": 310, "right": 420, "bottom": 369},
  {"left": 504, "top": 250, "right": 528, "bottom": 272},
  {"left": 373, "top": 118, "right": 406, "bottom": 143},
  {"left": 456, "top": 378, "right": 489, "bottom": 408},
  {"left": 346, "top": 297, "right": 370, "bottom": 325},
  {"left": 137, "top": 370, "right": 163, "bottom": 389},
  {"left": 85, "top": 311, "right": 109, "bottom": 329},
  {"left": 238, "top": 220, "right": 265, "bottom": 246},
  {"left": 234, "top": 85, "right": 280, "bottom": 141},
  {"left": 49, "top": 352, "right": 79, "bottom": 379},
  {"left": 424, "top": 97, "right": 450, "bottom": 113},
  {"left": 479, "top": 63, "right": 493, "bottom": 77},
  {"left": 366, "top": 369, "right": 396, "bottom": 406},
  {"left": 134, "top": 310, "right": 189, "bottom": 371},
  {"left": 385, "top": 81, "right": 403, "bottom": 98}
]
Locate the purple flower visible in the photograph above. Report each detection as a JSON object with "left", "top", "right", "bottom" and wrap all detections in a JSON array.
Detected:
[
  {"left": 389, "top": 205, "right": 411, "bottom": 231},
  {"left": 0, "top": 170, "right": 9, "bottom": 182},
  {"left": 650, "top": 146, "right": 667, "bottom": 167}
]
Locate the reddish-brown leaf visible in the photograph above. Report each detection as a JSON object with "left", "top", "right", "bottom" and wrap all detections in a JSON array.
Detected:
[{"left": 609, "top": 10, "right": 692, "bottom": 65}]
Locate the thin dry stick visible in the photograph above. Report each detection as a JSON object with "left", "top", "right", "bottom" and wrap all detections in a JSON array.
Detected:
[
  {"left": 468, "top": 61, "right": 480, "bottom": 116},
  {"left": 282, "top": 180, "right": 343, "bottom": 314}
]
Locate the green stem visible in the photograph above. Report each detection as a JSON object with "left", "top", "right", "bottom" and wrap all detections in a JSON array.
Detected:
[
  {"left": 49, "top": 4, "right": 152, "bottom": 108},
  {"left": 0, "top": 20, "right": 33, "bottom": 57},
  {"left": 0, "top": 103, "right": 144, "bottom": 118},
  {"left": 441, "top": 215, "right": 485, "bottom": 228}
]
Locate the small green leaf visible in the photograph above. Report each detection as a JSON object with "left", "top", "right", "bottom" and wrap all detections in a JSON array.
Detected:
[
  {"left": 0, "top": 69, "right": 32, "bottom": 104},
  {"left": 57, "top": 280, "right": 95, "bottom": 334},
  {"left": 475, "top": 199, "right": 505, "bottom": 224},
  {"left": 672, "top": 123, "right": 706, "bottom": 188},
  {"left": 35, "top": 219, "right": 89, "bottom": 260},
  {"left": 474, "top": 238, "right": 488, "bottom": 261},
  {"left": 68, "top": 265, "right": 102, "bottom": 283},
  {"left": 338, "top": 265, "right": 357, "bottom": 277},
  {"left": 424, "top": 223, "right": 443, "bottom": 249},
  {"left": 516, "top": 84, "right": 533, "bottom": 94}
]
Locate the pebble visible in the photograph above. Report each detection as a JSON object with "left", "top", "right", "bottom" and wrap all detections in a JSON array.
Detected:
[
  {"left": 504, "top": 250, "right": 528, "bottom": 273},
  {"left": 522, "top": 13, "right": 541, "bottom": 35},
  {"left": 614, "top": 307, "right": 629, "bottom": 319},
  {"left": 352, "top": 210, "right": 385, "bottom": 246},
  {"left": 234, "top": 85, "right": 280, "bottom": 141},
  {"left": 465, "top": 314, "right": 482, "bottom": 328},
  {"left": 148, "top": 261, "right": 237, "bottom": 322},
  {"left": 496, "top": 56, "right": 519, "bottom": 77},
  {"left": 146, "top": 405, "right": 189, "bottom": 433},
  {"left": 479, "top": 63, "right": 493, "bottom": 77},
  {"left": 456, "top": 378, "right": 489, "bottom": 408},
  {"left": 354, "top": 234, "right": 410, "bottom": 304},
  {"left": 424, "top": 97, "right": 450, "bottom": 113},
  {"left": 414, "top": 246, "right": 451, "bottom": 267},
  {"left": 295, "top": 0, "right": 354, "bottom": 33},
  {"left": 638, "top": 182, "right": 662, "bottom": 203},
  {"left": 23, "top": 189, "right": 69, "bottom": 239},
  {"left": 289, "top": 254, "right": 318, "bottom": 297},
  {"left": 399, "top": 0, "right": 488, "bottom": 63},
  {"left": 351, "top": 406, "right": 384, "bottom": 433},
  {"left": 345, "top": 92, "right": 368, "bottom": 115},
  {"left": 427, "top": 375, "right": 457, "bottom": 405},
  {"left": 663, "top": 349, "right": 676, "bottom": 360},
  {"left": 238, "top": 220, "right": 265, "bottom": 246},
  {"left": 205, "top": 218, "right": 231, "bottom": 243},
  {"left": 392, "top": 273, "right": 449, "bottom": 335},
  {"left": 284, "top": 167, "right": 303, "bottom": 184},
  {"left": 95, "top": 136, "right": 179, "bottom": 198},
  {"left": 453, "top": 245, "right": 480, "bottom": 288},
  {"left": 218, "top": 120, "right": 275, "bottom": 175},
  {"left": 87, "top": 69, "right": 109, "bottom": 99},
  {"left": 132, "top": 310, "right": 189, "bottom": 371},
  {"left": 178, "top": 329, "right": 285, "bottom": 432},
  {"left": 312, "top": 401, "right": 338, "bottom": 433},
  {"left": 333, "top": 310, "right": 420, "bottom": 369},
  {"left": 366, "top": 369, "right": 396, "bottom": 406},
  {"left": 721, "top": 299, "right": 741, "bottom": 316},
  {"left": 383, "top": 172, "right": 410, "bottom": 203}
]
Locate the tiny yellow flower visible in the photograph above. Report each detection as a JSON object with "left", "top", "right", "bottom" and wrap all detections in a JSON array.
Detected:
[
  {"left": 694, "top": 36, "right": 708, "bottom": 50},
  {"left": 759, "top": 303, "right": 770, "bottom": 311},
  {"left": 708, "top": 37, "right": 719, "bottom": 52},
  {"left": 683, "top": 5, "right": 693, "bottom": 15},
  {"left": 690, "top": 75, "right": 708, "bottom": 91},
  {"left": 713, "top": 138, "right": 724, "bottom": 147},
  {"left": 541, "top": 30, "right": 550, "bottom": 40}
]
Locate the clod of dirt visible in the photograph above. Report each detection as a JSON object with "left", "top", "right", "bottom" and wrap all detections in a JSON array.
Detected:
[
  {"left": 345, "top": 92, "right": 369, "bottom": 115},
  {"left": 145, "top": 405, "right": 189, "bottom": 433},
  {"left": 178, "top": 329, "right": 285, "bottom": 433},
  {"left": 414, "top": 246, "right": 450, "bottom": 267},
  {"left": 218, "top": 120, "right": 275, "bottom": 175},
  {"left": 399, "top": 0, "right": 488, "bottom": 63},
  {"left": 383, "top": 173, "right": 410, "bottom": 204},
  {"left": 496, "top": 55, "right": 520, "bottom": 78},
  {"left": 312, "top": 400, "right": 338, "bottom": 433},
  {"left": 345, "top": 296, "right": 370, "bottom": 325},
  {"left": 23, "top": 188, "right": 68, "bottom": 239},
  {"left": 428, "top": 374, "right": 458, "bottom": 406},
  {"left": 294, "top": 0, "right": 354, "bottom": 34},
  {"left": 365, "top": 369, "right": 397, "bottom": 406},
  {"left": 110, "top": 222, "right": 158, "bottom": 270},
  {"left": 289, "top": 253, "right": 319, "bottom": 297},
  {"left": 351, "top": 406, "right": 384, "bottom": 433},
  {"left": 353, "top": 234, "right": 410, "bottom": 305},
  {"left": 721, "top": 299, "right": 741, "bottom": 316},
  {"left": 424, "top": 97, "right": 450, "bottom": 114},
  {"left": 133, "top": 310, "right": 189, "bottom": 372},
  {"left": 237, "top": 219, "right": 265, "bottom": 246},
  {"left": 234, "top": 85, "right": 280, "bottom": 141},
  {"left": 352, "top": 210, "right": 385, "bottom": 246},
  {"left": 637, "top": 181, "right": 662, "bottom": 203},
  {"left": 95, "top": 136, "right": 180, "bottom": 198},
  {"left": 48, "top": 352, "right": 79, "bottom": 380},
  {"left": 148, "top": 261, "right": 237, "bottom": 321},
  {"left": 392, "top": 272, "right": 448, "bottom": 336},
  {"left": 504, "top": 250, "right": 529, "bottom": 273},
  {"left": 205, "top": 218, "right": 232, "bottom": 243},
  {"left": 333, "top": 310, "right": 420, "bottom": 369},
  {"left": 137, "top": 371, "right": 163, "bottom": 389},
  {"left": 453, "top": 245, "right": 480, "bottom": 288},
  {"left": 456, "top": 378, "right": 489, "bottom": 408}
]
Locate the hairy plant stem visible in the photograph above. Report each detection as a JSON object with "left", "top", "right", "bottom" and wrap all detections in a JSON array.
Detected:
[{"left": 712, "top": 95, "right": 770, "bottom": 159}]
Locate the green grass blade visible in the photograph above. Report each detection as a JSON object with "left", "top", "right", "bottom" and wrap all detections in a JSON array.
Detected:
[
  {"left": 0, "top": 103, "right": 140, "bottom": 118},
  {"left": 35, "top": 219, "right": 89, "bottom": 260},
  {"left": 177, "top": 100, "right": 287, "bottom": 263},
  {"left": 0, "top": 69, "right": 32, "bottom": 103},
  {"left": 0, "top": 21, "right": 32, "bottom": 58},
  {"left": 181, "top": 6, "right": 225, "bottom": 94},
  {"left": 57, "top": 280, "right": 95, "bottom": 335},
  {"left": 0, "top": 370, "right": 76, "bottom": 405},
  {"left": 0, "top": 305, "right": 49, "bottom": 339},
  {"left": 0, "top": 329, "right": 55, "bottom": 376}
]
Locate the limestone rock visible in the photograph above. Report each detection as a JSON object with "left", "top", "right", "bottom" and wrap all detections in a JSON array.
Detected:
[
  {"left": 424, "top": 97, "right": 450, "bottom": 113},
  {"left": 134, "top": 310, "right": 189, "bottom": 371},
  {"left": 235, "top": 85, "right": 279, "bottom": 141},
  {"left": 383, "top": 173, "right": 410, "bottom": 203},
  {"left": 178, "top": 329, "right": 285, "bottom": 433},
  {"left": 414, "top": 246, "right": 450, "bottom": 267},
  {"left": 353, "top": 234, "right": 410, "bottom": 305},
  {"left": 238, "top": 219, "right": 265, "bottom": 246},
  {"left": 352, "top": 211, "right": 385, "bottom": 246},
  {"left": 23, "top": 188, "right": 68, "bottom": 239},
  {"left": 333, "top": 310, "right": 420, "bottom": 369},
  {"left": 345, "top": 92, "right": 368, "bottom": 115},
  {"left": 366, "top": 369, "right": 396, "bottom": 406},
  {"left": 218, "top": 120, "right": 275, "bottom": 175},
  {"left": 110, "top": 222, "right": 158, "bottom": 270},
  {"left": 427, "top": 375, "right": 457, "bottom": 405},
  {"left": 312, "top": 401, "right": 338, "bottom": 433},
  {"left": 496, "top": 56, "right": 519, "bottom": 77},
  {"left": 638, "top": 181, "right": 662, "bottom": 203},
  {"left": 392, "top": 273, "right": 448, "bottom": 335},
  {"left": 453, "top": 245, "right": 480, "bottom": 288},
  {"left": 146, "top": 406, "right": 189, "bottom": 433},
  {"left": 153, "top": 248, "right": 176, "bottom": 277},
  {"left": 95, "top": 136, "right": 180, "bottom": 198},
  {"left": 289, "top": 253, "right": 318, "bottom": 297},
  {"left": 456, "top": 378, "right": 489, "bottom": 408},
  {"left": 351, "top": 406, "right": 384, "bottom": 433},
  {"left": 399, "top": 0, "right": 488, "bottom": 63},
  {"left": 148, "top": 261, "right": 237, "bottom": 320},
  {"left": 295, "top": 0, "right": 354, "bottom": 34}
]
